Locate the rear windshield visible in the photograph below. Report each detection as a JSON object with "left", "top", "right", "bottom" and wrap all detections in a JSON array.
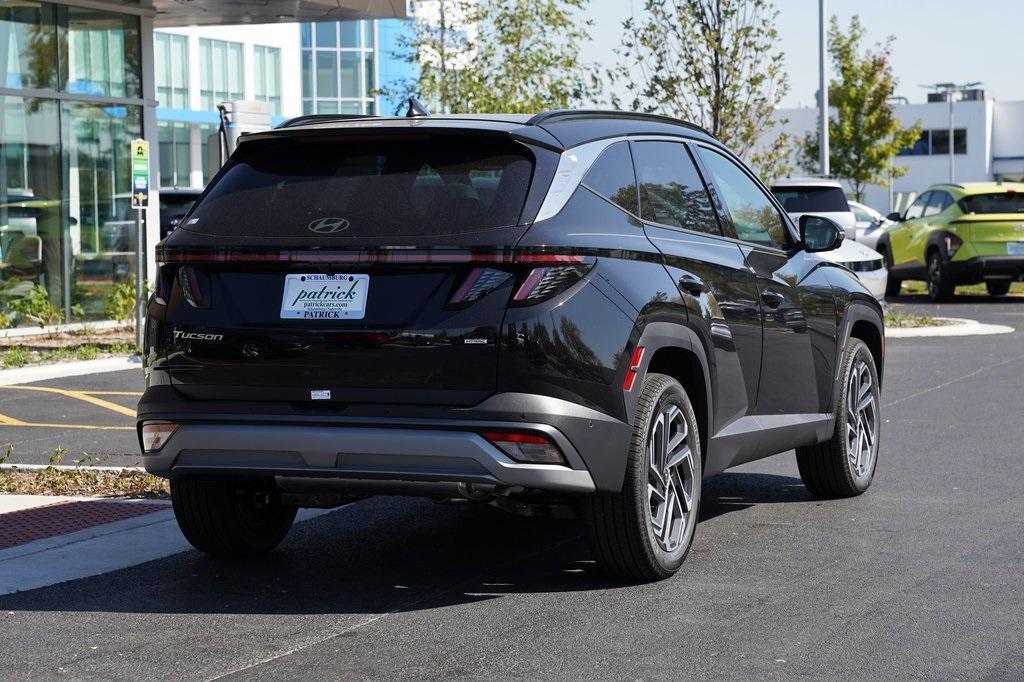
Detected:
[
  {"left": 959, "top": 192, "right": 1024, "bottom": 214},
  {"left": 183, "top": 135, "right": 534, "bottom": 238},
  {"left": 771, "top": 186, "right": 850, "bottom": 213}
]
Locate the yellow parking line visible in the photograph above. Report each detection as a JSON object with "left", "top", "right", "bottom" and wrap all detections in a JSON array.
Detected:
[
  {"left": 2, "top": 386, "right": 136, "bottom": 418},
  {"left": 80, "top": 391, "right": 143, "bottom": 397},
  {"left": 0, "top": 416, "right": 133, "bottom": 430}
]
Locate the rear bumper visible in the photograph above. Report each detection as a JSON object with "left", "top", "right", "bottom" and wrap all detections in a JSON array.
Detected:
[
  {"left": 947, "top": 256, "right": 1024, "bottom": 281},
  {"left": 137, "top": 388, "right": 634, "bottom": 493}
]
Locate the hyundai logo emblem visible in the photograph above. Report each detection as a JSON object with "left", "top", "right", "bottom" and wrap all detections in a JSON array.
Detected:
[{"left": 307, "top": 217, "right": 350, "bottom": 234}]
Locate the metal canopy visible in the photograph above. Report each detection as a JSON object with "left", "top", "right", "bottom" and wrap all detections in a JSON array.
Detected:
[{"left": 151, "top": 0, "right": 406, "bottom": 27}]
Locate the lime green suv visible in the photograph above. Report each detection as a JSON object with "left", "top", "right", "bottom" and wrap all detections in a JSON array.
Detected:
[{"left": 876, "top": 182, "right": 1024, "bottom": 301}]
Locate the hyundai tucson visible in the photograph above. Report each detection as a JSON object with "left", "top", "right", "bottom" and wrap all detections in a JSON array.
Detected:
[{"left": 138, "top": 109, "right": 885, "bottom": 581}]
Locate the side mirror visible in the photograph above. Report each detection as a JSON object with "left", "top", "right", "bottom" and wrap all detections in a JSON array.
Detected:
[
  {"left": 800, "top": 215, "right": 844, "bottom": 253},
  {"left": 885, "top": 211, "right": 902, "bottom": 222}
]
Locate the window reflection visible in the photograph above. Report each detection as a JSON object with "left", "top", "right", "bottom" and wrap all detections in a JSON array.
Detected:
[
  {"left": 0, "top": 2, "right": 58, "bottom": 90},
  {"left": 60, "top": 5, "right": 141, "bottom": 98}
]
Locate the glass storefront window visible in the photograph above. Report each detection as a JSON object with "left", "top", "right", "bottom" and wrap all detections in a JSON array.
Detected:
[
  {"left": 340, "top": 21, "right": 358, "bottom": 48},
  {"left": 60, "top": 6, "right": 141, "bottom": 99},
  {"left": 155, "top": 32, "right": 189, "bottom": 109},
  {"left": 158, "top": 120, "right": 190, "bottom": 188},
  {"left": 254, "top": 45, "right": 281, "bottom": 116},
  {"left": 63, "top": 101, "right": 141, "bottom": 319},
  {"left": 0, "top": 2, "right": 58, "bottom": 90},
  {"left": 199, "top": 38, "right": 243, "bottom": 110},
  {"left": 0, "top": 95, "right": 61, "bottom": 315}
]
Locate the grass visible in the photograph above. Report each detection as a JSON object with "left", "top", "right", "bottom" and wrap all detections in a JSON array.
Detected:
[
  {"left": 883, "top": 309, "right": 953, "bottom": 328},
  {"left": 0, "top": 342, "right": 136, "bottom": 369},
  {"left": 0, "top": 446, "right": 169, "bottom": 499}
]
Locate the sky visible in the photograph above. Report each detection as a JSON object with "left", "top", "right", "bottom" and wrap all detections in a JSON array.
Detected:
[{"left": 581, "top": 0, "right": 1024, "bottom": 109}]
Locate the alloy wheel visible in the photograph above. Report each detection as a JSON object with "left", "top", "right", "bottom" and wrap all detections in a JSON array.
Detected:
[
  {"left": 647, "top": 403, "right": 696, "bottom": 552},
  {"left": 845, "top": 359, "right": 878, "bottom": 478}
]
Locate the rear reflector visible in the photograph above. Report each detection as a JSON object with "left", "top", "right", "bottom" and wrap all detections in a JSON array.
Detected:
[
  {"left": 622, "top": 345, "right": 645, "bottom": 392},
  {"left": 141, "top": 422, "right": 179, "bottom": 452},
  {"left": 481, "top": 430, "right": 564, "bottom": 464}
]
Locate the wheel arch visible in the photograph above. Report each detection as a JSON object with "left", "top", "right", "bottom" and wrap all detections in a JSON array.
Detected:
[
  {"left": 629, "top": 322, "right": 713, "bottom": 465},
  {"left": 833, "top": 303, "right": 885, "bottom": 412}
]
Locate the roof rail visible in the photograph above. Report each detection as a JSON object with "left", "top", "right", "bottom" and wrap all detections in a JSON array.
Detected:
[
  {"left": 526, "top": 109, "right": 715, "bottom": 138},
  {"left": 277, "top": 114, "right": 378, "bottom": 129}
]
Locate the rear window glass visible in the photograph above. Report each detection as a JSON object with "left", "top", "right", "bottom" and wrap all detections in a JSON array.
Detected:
[
  {"left": 959, "top": 192, "right": 1024, "bottom": 214},
  {"left": 771, "top": 186, "right": 850, "bottom": 213},
  {"left": 184, "top": 135, "right": 534, "bottom": 238}
]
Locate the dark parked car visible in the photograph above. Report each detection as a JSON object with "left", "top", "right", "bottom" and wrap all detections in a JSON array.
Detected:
[
  {"left": 158, "top": 188, "right": 202, "bottom": 240},
  {"left": 138, "top": 110, "right": 884, "bottom": 581}
]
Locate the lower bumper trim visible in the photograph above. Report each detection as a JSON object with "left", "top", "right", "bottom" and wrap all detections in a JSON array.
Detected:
[{"left": 144, "top": 423, "right": 596, "bottom": 494}]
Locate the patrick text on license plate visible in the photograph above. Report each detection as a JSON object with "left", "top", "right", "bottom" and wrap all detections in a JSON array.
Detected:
[{"left": 280, "top": 274, "right": 369, "bottom": 319}]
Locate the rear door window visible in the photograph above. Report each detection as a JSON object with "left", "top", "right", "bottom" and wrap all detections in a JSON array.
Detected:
[
  {"left": 631, "top": 141, "right": 719, "bottom": 234},
  {"left": 581, "top": 142, "right": 639, "bottom": 215},
  {"left": 185, "top": 135, "right": 534, "bottom": 238}
]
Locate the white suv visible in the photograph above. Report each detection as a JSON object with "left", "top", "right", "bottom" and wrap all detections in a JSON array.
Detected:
[{"left": 771, "top": 178, "right": 888, "bottom": 299}]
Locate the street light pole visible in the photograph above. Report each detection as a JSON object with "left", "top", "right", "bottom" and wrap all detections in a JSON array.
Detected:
[
  {"left": 818, "top": 0, "right": 829, "bottom": 177},
  {"left": 948, "top": 91, "right": 955, "bottom": 182}
]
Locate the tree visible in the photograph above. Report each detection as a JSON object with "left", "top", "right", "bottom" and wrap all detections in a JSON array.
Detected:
[
  {"left": 613, "top": 0, "right": 792, "bottom": 179},
  {"left": 389, "top": 0, "right": 601, "bottom": 114},
  {"left": 800, "top": 16, "right": 922, "bottom": 201}
]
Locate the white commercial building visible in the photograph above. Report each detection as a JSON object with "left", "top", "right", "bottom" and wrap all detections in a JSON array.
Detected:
[{"left": 767, "top": 95, "right": 1024, "bottom": 214}]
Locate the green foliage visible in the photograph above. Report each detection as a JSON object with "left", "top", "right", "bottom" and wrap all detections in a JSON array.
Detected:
[
  {"left": 0, "top": 311, "right": 11, "bottom": 329},
  {"left": 104, "top": 277, "right": 141, "bottom": 328},
  {"left": 613, "top": 0, "right": 792, "bottom": 180},
  {"left": 800, "top": 16, "right": 922, "bottom": 201},
  {"left": 9, "top": 284, "right": 63, "bottom": 328},
  {"left": 390, "top": 0, "right": 601, "bottom": 114},
  {"left": 1, "top": 346, "right": 32, "bottom": 368}
]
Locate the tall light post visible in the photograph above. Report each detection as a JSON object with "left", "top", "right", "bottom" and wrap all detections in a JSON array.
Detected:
[
  {"left": 818, "top": 0, "right": 829, "bottom": 177},
  {"left": 922, "top": 81, "right": 981, "bottom": 183}
]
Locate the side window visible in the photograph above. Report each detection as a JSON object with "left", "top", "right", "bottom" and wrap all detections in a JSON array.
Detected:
[
  {"left": 581, "top": 142, "right": 639, "bottom": 216},
  {"left": 923, "top": 191, "right": 949, "bottom": 217},
  {"left": 631, "top": 141, "right": 719, "bottom": 234},
  {"left": 904, "top": 192, "right": 931, "bottom": 220},
  {"left": 696, "top": 146, "right": 790, "bottom": 249}
]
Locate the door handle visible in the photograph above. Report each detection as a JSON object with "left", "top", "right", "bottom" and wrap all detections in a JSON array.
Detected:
[
  {"left": 678, "top": 274, "right": 707, "bottom": 296},
  {"left": 760, "top": 290, "right": 785, "bottom": 309}
]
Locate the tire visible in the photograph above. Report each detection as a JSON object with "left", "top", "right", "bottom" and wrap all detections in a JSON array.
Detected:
[
  {"left": 927, "top": 250, "right": 955, "bottom": 302},
  {"left": 171, "top": 477, "right": 297, "bottom": 556},
  {"left": 879, "top": 247, "right": 901, "bottom": 298},
  {"left": 796, "top": 338, "right": 880, "bottom": 498},
  {"left": 986, "top": 280, "right": 1011, "bottom": 297},
  {"left": 583, "top": 373, "right": 702, "bottom": 581}
]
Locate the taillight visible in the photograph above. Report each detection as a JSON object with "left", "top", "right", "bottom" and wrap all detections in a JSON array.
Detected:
[
  {"left": 481, "top": 430, "right": 564, "bottom": 464},
  {"left": 177, "top": 266, "right": 210, "bottom": 308},
  {"left": 622, "top": 345, "right": 645, "bottom": 392},
  {"left": 449, "top": 268, "right": 511, "bottom": 307},
  {"left": 511, "top": 265, "right": 589, "bottom": 305},
  {"left": 141, "top": 422, "right": 179, "bottom": 452},
  {"left": 944, "top": 233, "right": 963, "bottom": 257}
]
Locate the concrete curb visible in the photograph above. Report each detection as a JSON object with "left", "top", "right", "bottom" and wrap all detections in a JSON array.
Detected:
[
  {"left": 887, "top": 317, "right": 1015, "bottom": 338},
  {"left": 0, "top": 319, "right": 124, "bottom": 340},
  {"left": 1, "top": 463, "right": 145, "bottom": 473},
  {"left": 0, "top": 355, "right": 141, "bottom": 386}
]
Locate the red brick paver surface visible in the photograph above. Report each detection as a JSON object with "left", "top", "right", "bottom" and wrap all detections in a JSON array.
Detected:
[{"left": 0, "top": 500, "right": 167, "bottom": 550}]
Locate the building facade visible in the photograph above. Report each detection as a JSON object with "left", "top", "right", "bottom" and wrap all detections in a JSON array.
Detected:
[
  {"left": 153, "top": 16, "right": 415, "bottom": 192},
  {"left": 0, "top": 1, "right": 403, "bottom": 330},
  {"left": 766, "top": 96, "right": 1024, "bottom": 213}
]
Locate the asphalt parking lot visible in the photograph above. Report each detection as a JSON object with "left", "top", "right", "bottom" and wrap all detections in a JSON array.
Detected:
[{"left": 1, "top": 293, "right": 1023, "bottom": 679}]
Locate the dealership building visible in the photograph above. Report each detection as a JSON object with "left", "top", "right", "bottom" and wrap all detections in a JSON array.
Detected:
[
  {"left": 767, "top": 93, "right": 1024, "bottom": 213},
  {"left": 0, "top": 0, "right": 406, "bottom": 327}
]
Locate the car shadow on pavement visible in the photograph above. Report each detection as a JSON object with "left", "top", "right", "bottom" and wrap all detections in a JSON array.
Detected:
[{"left": 0, "top": 472, "right": 812, "bottom": 616}]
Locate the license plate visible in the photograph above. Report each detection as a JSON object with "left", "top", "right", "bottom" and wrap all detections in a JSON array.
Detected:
[
  {"left": 280, "top": 274, "right": 369, "bottom": 320},
  {"left": 1007, "top": 242, "right": 1024, "bottom": 256}
]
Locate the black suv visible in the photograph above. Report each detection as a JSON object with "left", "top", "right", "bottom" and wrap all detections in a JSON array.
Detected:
[{"left": 139, "top": 110, "right": 884, "bottom": 580}]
